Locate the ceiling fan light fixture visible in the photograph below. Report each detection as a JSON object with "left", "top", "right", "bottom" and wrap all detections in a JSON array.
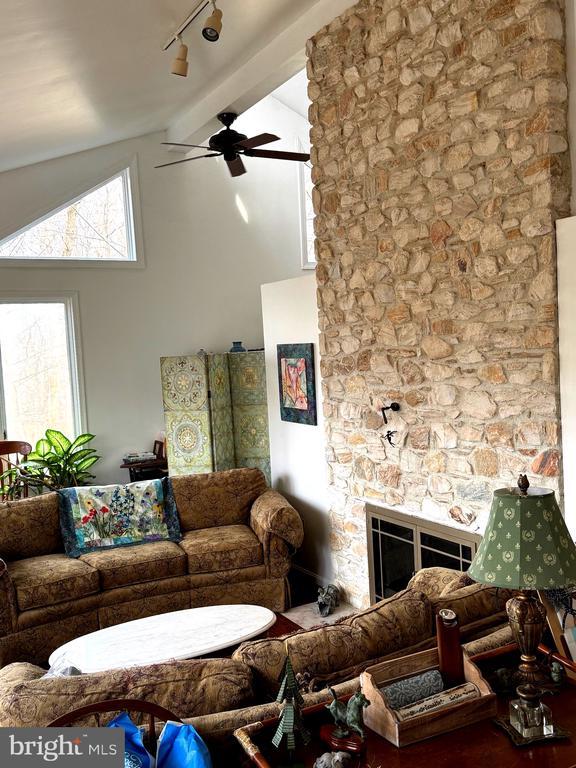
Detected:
[
  {"left": 202, "top": 5, "right": 223, "bottom": 42},
  {"left": 171, "top": 38, "right": 189, "bottom": 77}
]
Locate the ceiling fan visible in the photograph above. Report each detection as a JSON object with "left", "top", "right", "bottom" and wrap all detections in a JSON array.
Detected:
[{"left": 155, "top": 112, "right": 310, "bottom": 177}]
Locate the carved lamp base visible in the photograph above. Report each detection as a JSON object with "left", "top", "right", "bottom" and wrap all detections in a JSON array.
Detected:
[{"left": 506, "top": 591, "right": 548, "bottom": 685}]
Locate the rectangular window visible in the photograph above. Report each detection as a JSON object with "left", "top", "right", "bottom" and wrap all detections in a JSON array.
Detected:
[
  {"left": 0, "top": 299, "right": 84, "bottom": 446},
  {"left": 0, "top": 169, "right": 137, "bottom": 263},
  {"left": 298, "top": 147, "right": 316, "bottom": 270}
]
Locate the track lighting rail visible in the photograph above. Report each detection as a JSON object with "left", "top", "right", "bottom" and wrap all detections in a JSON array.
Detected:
[{"left": 162, "top": 1, "right": 211, "bottom": 51}]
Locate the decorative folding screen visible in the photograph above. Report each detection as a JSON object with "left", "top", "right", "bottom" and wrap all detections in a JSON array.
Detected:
[
  {"left": 229, "top": 352, "right": 270, "bottom": 482},
  {"left": 161, "top": 351, "right": 270, "bottom": 483}
]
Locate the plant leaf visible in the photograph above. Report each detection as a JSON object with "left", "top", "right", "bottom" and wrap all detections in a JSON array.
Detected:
[
  {"left": 68, "top": 433, "right": 95, "bottom": 453},
  {"left": 21, "top": 460, "right": 47, "bottom": 469},
  {"left": 45, "top": 430, "right": 71, "bottom": 455},
  {"left": 75, "top": 455, "right": 100, "bottom": 471},
  {"left": 35, "top": 439, "right": 52, "bottom": 458},
  {"left": 69, "top": 448, "right": 96, "bottom": 465},
  {"left": 25, "top": 452, "right": 45, "bottom": 462}
]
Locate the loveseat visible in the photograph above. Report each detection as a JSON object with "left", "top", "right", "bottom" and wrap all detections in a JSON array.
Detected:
[
  {"left": 0, "top": 468, "right": 304, "bottom": 666},
  {"left": 0, "top": 567, "right": 514, "bottom": 761}
]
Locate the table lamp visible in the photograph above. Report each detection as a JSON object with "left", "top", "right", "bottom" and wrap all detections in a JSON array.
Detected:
[{"left": 468, "top": 475, "right": 576, "bottom": 684}]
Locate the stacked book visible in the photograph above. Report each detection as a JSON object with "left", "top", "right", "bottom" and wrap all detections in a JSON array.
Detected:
[{"left": 122, "top": 451, "right": 157, "bottom": 464}]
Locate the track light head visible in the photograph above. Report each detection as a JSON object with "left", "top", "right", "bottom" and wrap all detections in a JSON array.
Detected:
[
  {"left": 171, "top": 39, "right": 189, "bottom": 77},
  {"left": 202, "top": 6, "right": 223, "bottom": 42}
]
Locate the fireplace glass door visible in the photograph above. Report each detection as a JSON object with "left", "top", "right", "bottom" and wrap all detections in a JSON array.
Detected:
[{"left": 368, "top": 505, "right": 480, "bottom": 603}]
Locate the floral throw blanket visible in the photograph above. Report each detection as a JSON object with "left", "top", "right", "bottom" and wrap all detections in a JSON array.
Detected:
[{"left": 58, "top": 478, "right": 181, "bottom": 557}]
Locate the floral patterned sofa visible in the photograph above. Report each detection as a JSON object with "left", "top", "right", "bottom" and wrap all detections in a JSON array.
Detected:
[
  {"left": 0, "top": 567, "right": 513, "bottom": 762},
  {"left": 0, "top": 468, "right": 303, "bottom": 666}
]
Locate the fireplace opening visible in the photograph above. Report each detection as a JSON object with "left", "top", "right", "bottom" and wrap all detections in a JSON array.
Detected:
[{"left": 367, "top": 505, "right": 481, "bottom": 603}]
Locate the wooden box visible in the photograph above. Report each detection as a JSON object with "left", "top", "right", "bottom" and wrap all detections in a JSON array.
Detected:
[{"left": 360, "top": 647, "right": 497, "bottom": 747}]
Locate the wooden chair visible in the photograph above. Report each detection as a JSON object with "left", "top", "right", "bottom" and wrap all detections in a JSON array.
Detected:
[
  {"left": 47, "top": 698, "right": 183, "bottom": 754},
  {"left": 0, "top": 440, "right": 32, "bottom": 501}
]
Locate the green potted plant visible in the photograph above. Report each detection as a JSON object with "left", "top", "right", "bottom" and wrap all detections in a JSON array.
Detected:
[
  {"left": 0, "top": 466, "right": 26, "bottom": 500},
  {"left": 1, "top": 430, "right": 100, "bottom": 494}
]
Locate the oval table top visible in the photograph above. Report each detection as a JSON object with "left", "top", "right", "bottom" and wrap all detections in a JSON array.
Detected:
[{"left": 48, "top": 604, "right": 276, "bottom": 673}]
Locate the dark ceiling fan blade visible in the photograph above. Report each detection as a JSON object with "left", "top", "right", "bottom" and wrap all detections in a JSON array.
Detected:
[
  {"left": 226, "top": 156, "right": 247, "bottom": 177},
  {"left": 243, "top": 148, "right": 310, "bottom": 162},
  {"left": 161, "top": 142, "right": 212, "bottom": 150},
  {"left": 155, "top": 153, "right": 221, "bottom": 169},
  {"left": 235, "top": 133, "right": 280, "bottom": 149}
]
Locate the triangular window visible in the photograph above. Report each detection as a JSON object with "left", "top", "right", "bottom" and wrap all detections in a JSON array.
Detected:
[{"left": 0, "top": 169, "right": 136, "bottom": 262}]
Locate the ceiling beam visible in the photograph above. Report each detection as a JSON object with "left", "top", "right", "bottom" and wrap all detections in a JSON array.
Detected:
[{"left": 165, "top": 0, "right": 354, "bottom": 147}]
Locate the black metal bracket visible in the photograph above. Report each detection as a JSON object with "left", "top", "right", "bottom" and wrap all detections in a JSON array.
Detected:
[{"left": 381, "top": 402, "right": 401, "bottom": 425}]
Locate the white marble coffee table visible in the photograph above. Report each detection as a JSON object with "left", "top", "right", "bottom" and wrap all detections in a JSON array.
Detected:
[{"left": 48, "top": 604, "right": 276, "bottom": 674}]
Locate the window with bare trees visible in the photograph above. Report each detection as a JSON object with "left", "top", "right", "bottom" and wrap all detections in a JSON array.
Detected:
[
  {"left": 0, "top": 169, "right": 136, "bottom": 262},
  {"left": 0, "top": 299, "right": 83, "bottom": 445}
]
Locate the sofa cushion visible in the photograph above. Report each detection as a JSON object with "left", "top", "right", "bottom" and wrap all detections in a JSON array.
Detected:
[
  {"left": 59, "top": 479, "right": 181, "bottom": 557},
  {"left": 287, "top": 588, "right": 432, "bottom": 679},
  {"left": 344, "top": 587, "right": 433, "bottom": 657},
  {"left": 80, "top": 541, "right": 187, "bottom": 590},
  {"left": 7, "top": 555, "right": 99, "bottom": 611},
  {"left": 0, "top": 493, "right": 63, "bottom": 560},
  {"left": 233, "top": 588, "right": 432, "bottom": 695},
  {"left": 179, "top": 525, "right": 262, "bottom": 574},
  {"left": 0, "top": 658, "right": 254, "bottom": 727},
  {"left": 169, "top": 468, "right": 267, "bottom": 531}
]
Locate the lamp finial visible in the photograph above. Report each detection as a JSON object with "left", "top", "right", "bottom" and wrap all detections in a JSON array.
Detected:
[{"left": 518, "top": 474, "right": 530, "bottom": 495}]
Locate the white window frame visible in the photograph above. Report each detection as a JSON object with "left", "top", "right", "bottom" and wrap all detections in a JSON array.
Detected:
[
  {"left": 0, "top": 292, "right": 87, "bottom": 441},
  {"left": 366, "top": 504, "right": 481, "bottom": 604},
  {"left": 297, "top": 137, "right": 316, "bottom": 270},
  {"left": 0, "top": 157, "right": 146, "bottom": 269}
]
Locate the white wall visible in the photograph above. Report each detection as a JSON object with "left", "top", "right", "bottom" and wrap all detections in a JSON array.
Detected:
[
  {"left": 261, "top": 275, "right": 332, "bottom": 582},
  {"left": 557, "top": 216, "right": 576, "bottom": 536},
  {"left": 0, "top": 96, "right": 310, "bottom": 481}
]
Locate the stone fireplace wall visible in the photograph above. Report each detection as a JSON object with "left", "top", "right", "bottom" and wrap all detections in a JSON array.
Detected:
[{"left": 307, "top": 0, "right": 571, "bottom": 606}]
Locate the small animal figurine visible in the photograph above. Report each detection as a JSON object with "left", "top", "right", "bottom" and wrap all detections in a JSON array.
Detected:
[
  {"left": 491, "top": 667, "right": 516, "bottom": 694},
  {"left": 326, "top": 688, "right": 348, "bottom": 736},
  {"left": 551, "top": 661, "right": 565, "bottom": 685},
  {"left": 313, "top": 751, "right": 352, "bottom": 768},
  {"left": 295, "top": 670, "right": 312, "bottom": 692},
  {"left": 326, "top": 688, "right": 370, "bottom": 739},
  {"left": 318, "top": 584, "right": 340, "bottom": 617}
]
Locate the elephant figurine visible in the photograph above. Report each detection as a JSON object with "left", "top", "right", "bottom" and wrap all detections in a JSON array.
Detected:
[{"left": 313, "top": 751, "right": 352, "bottom": 768}]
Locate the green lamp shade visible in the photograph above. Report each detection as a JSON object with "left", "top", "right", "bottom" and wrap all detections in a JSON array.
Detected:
[{"left": 468, "top": 486, "right": 576, "bottom": 590}]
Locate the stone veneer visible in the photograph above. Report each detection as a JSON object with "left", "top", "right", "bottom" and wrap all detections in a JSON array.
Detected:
[{"left": 307, "top": 0, "right": 571, "bottom": 606}]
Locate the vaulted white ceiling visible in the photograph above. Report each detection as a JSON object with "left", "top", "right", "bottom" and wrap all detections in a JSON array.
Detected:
[{"left": 1, "top": 0, "right": 352, "bottom": 173}]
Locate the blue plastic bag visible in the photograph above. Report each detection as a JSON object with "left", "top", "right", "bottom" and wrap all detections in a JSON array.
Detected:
[
  {"left": 108, "top": 711, "right": 156, "bottom": 768},
  {"left": 157, "top": 721, "right": 212, "bottom": 768}
]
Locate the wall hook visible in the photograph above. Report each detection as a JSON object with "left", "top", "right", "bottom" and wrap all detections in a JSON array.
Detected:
[{"left": 381, "top": 402, "right": 400, "bottom": 425}]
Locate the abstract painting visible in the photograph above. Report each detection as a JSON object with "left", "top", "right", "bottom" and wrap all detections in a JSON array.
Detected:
[{"left": 277, "top": 343, "right": 317, "bottom": 425}]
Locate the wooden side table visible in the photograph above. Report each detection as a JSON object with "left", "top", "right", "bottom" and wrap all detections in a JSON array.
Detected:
[
  {"left": 235, "top": 648, "right": 576, "bottom": 768},
  {"left": 120, "top": 458, "right": 168, "bottom": 482}
]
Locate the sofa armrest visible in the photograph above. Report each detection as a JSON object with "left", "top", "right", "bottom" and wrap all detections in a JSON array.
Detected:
[
  {"left": 0, "top": 559, "right": 17, "bottom": 637},
  {"left": 250, "top": 490, "right": 304, "bottom": 552}
]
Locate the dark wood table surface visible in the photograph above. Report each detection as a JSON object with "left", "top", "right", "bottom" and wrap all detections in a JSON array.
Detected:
[{"left": 240, "top": 666, "right": 576, "bottom": 767}]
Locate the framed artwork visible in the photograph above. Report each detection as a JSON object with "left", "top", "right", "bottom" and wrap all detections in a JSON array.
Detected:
[
  {"left": 277, "top": 343, "right": 317, "bottom": 426},
  {"left": 538, "top": 588, "right": 576, "bottom": 680},
  {"left": 297, "top": 138, "right": 316, "bottom": 270}
]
